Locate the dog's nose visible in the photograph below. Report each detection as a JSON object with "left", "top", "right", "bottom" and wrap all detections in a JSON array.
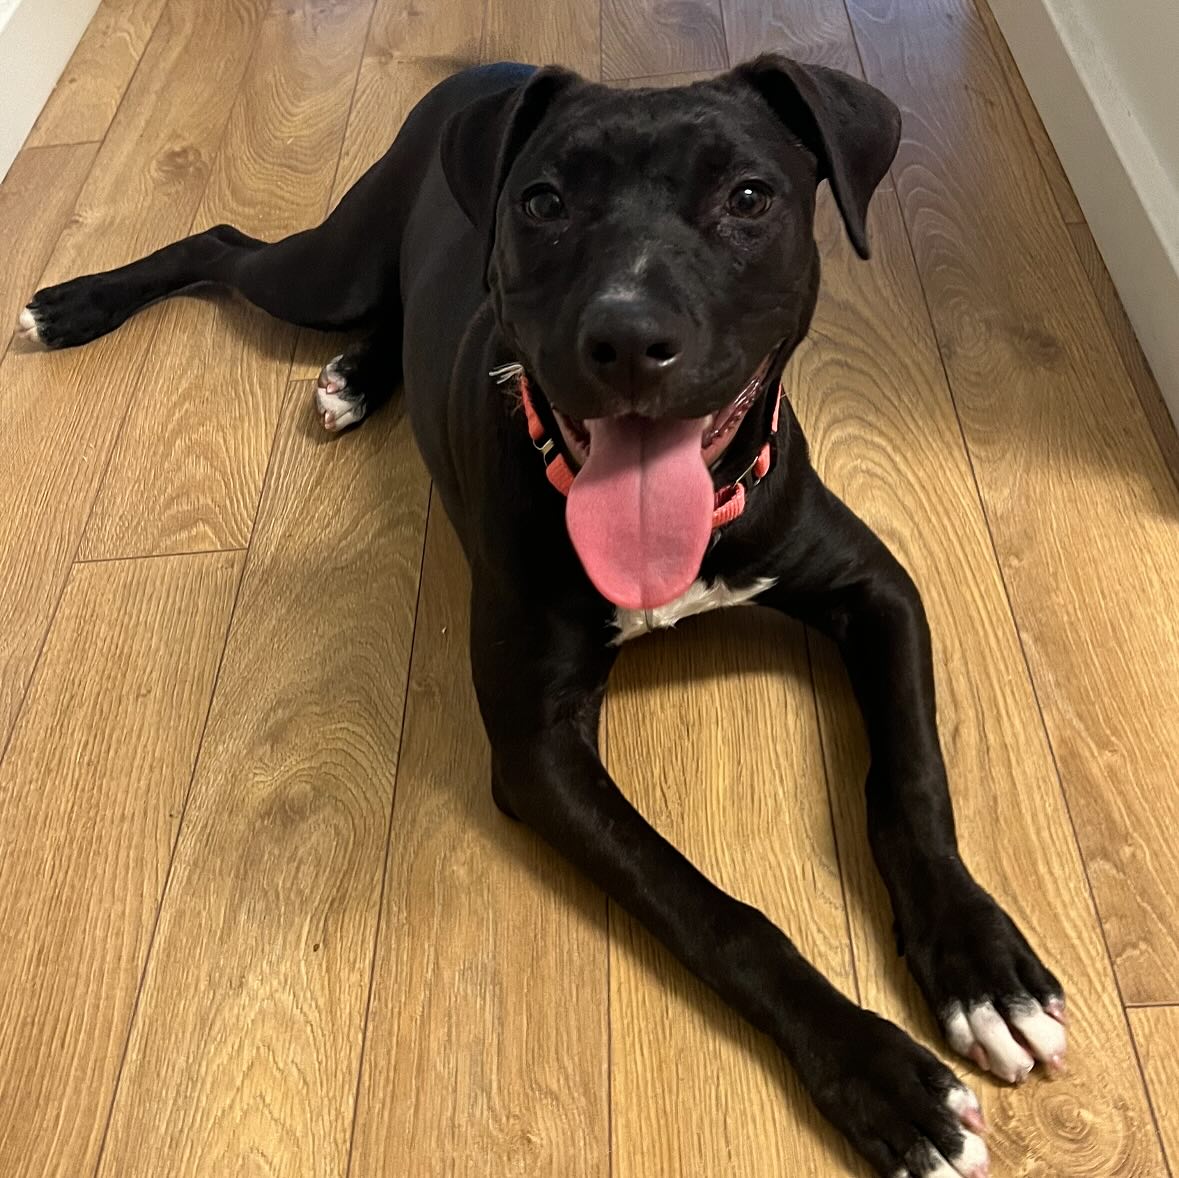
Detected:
[{"left": 579, "top": 295, "right": 685, "bottom": 399}]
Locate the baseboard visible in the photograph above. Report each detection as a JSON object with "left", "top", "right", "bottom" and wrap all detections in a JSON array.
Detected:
[
  {"left": 0, "top": 0, "right": 101, "bottom": 180},
  {"left": 988, "top": 0, "right": 1179, "bottom": 431}
]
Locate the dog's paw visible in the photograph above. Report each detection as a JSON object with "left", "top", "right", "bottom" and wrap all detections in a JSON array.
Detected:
[
  {"left": 808, "top": 1009, "right": 990, "bottom": 1177},
  {"left": 902, "top": 868, "right": 1066, "bottom": 1084},
  {"left": 17, "top": 305, "right": 45, "bottom": 345},
  {"left": 19, "top": 276, "right": 126, "bottom": 349},
  {"left": 315, "top": 354, "right": 367, "bottom": 432},
  {"left": 943, "top": 995, "right": 1066, "bottom": 1085}
]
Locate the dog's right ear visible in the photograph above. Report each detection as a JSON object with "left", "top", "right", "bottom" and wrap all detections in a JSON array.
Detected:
[{"left": 441, "top": 67, "right": 580, "bottom": 274}]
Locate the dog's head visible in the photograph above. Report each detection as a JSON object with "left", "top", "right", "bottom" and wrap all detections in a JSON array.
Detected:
[{"left": 442, "top": 59, "right": 900, "bottom": 610}]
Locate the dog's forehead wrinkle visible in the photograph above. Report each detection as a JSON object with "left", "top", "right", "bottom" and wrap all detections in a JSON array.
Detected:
[{"left": 539, "top": 100, "right": 747, "bottom": 172}]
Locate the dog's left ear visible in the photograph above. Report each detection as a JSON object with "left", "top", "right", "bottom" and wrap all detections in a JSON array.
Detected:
[
  {"left": 734, "top": 55, "right": 901, "bottom": 259},
  {"left": 441, "top": 67, "right": 581, "bottom": 281}
]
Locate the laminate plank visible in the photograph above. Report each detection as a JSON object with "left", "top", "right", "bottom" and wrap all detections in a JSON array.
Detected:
[
  {"left": 1128, "top": 1006, "right": 1179, "bottom": 1173},
  {"left": 602, "top": 0, "right": 726, "bottom": 80},
  {"left": 367, "top": 0, "right": 484, "bottom": 62},
  {"left": 80, "top": 0, "right": 376, "bottom": 559},
  {"left": 606, "top": 614, "right": 860, "bottom": 1176},
  {"left": 96, "top": 383, "right": 430, "bottom": 1178},
  {"left": 847, "top": 0, "right": 1179, "bottom": 1007},
  {"left": 0, "top": 143, "right": 96, "bottom": 361},
  {"left": 349, "top": 506, "right": 610, "bottom": 1178},
  {"left": 974, "top": 0, "right": 1085, "bottom": 224},
  {"left": 0, "top": 0, "right": 270, "bottom": 753},
  {"left": 0, "top": 552, "right": 241, "bottom": 1178},
  {"left": 722, "top": 0, "right": 861, "bottom": 73},
  {"left": 42, "top": 0, "right": 272, "bottom": 287},
  {"left": 25, "top": 0, "right": 170, "bottom": 148},
  {"left": 1068, "top": 221, "right": 1179, "bottom": 491},
  {"left": 484, "top": 0, "right": 600, "bottom": 78},
  {"left": 799, "top": 191, "right": 1165, "bottom": 1175}
]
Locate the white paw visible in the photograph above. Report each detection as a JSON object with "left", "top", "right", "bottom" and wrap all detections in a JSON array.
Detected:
[
  {"left": 17, "top": 306, "right": 44, "bottom": 345},
  {"left": 892, "top": 1086, "right": 989, "bottom": 1177},
  {"left": 315, "top": 355, "right": 366, "bottom": 432},
  {"left": 945, "top": 997, "right": 1066, "bottom": 1084}
]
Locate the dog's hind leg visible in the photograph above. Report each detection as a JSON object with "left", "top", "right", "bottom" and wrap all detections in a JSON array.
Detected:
[
  {"left": 19, "top": 216, "right": 394, "bottom": 350},
  {"left": 17, "top": 69, "right": 479, "bottom": 350},
  {"left": 17, "top": 66, "right": 505, "bottom": 350}
]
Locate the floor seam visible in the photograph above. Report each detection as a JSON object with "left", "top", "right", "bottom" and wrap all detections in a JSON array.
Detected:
[
  {"left": 343, "top": 482, "right": 434, "bottom": 1178},
  {"left": 74, "top": 546, "right": 248, "bottom": 565}
]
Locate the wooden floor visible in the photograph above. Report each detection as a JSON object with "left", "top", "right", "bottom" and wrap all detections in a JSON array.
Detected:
[{"left": 2, "top": 0, "right": 1178, "bottom": 1174}]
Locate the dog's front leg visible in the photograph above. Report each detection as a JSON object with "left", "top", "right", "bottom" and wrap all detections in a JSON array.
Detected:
[
  {"left": 470, "top": 585, "right": 989, "bottom": 1178},
  {"left": 761, "top": 478, "right": 1067, "bottom": 1087}
]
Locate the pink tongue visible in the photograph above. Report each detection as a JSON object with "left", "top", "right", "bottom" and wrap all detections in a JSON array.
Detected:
[{"left": 566, "top": 414, "right": 713, "bottom": 610}]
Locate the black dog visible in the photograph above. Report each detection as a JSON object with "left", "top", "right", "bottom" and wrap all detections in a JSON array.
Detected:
[{"left": 20, "top": 58, "right": 1067, "bottom": 1177}]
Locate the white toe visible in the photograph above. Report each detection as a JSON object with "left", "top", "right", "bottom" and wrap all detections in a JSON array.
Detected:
[
  {"left": 921, "top": 1151, "right": 963, "bottom": 1178},
  {"left": 319, "top": 354, "right": 346, "bottom": 386},
  {"left": 1009, "top": 1001, "right": 1067, "bottom": 1067},
  {"left": 945, "top": 1084, "right": 982, "bottom": 1119},
  {"left": 944, "top": 1005, "right": 976, "bottom": 1058},
  {"left": 18, "top": 306, "right": 42, "bottom": 343},
  {"left": 950, "top": 1127, "right": 989, "bottom": 1175},
  {"left": 967, "top": 1002, "right": 1034, "bottom": 1083},
  {"left": 314, "top": 384, "right": 365, "bottom": 432}
]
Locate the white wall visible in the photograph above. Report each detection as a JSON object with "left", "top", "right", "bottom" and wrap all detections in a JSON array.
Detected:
[
  {"left": 0, "top": 0, "right": 102, "bottom": 180},
  {"left": 1074, "top": 0, "right": 1179, "bottom": 193},
  {"left": 990, "top": 0, "right": 1179, "bottom": 428}
]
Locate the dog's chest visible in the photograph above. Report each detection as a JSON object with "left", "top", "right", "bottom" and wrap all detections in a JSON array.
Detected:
[{"left": 611, "top": 576, "right": 777, "bottom": 644}]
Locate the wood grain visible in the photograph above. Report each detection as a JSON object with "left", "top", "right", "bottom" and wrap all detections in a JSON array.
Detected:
[
  {"left": 616, "top": 70, "right": 720, "bottom": 88},
  {"left": 95, "top": 383, "right": 430, "bottom": 1178},
  {"left": 80, "top": 0, "right": 377, "bottom": 559},
  {"left": 0, "top": 552, "right": 240, "bottom": 1178},
  {"left": 484, "top": 0, "right": 600, "bottom": 78},
  {"left": 0, "top": 143, "right": 95, "bottom": 361},
  {"left": 1128, "top": 1007, "right": 1179, "bottom": 1173},
  {"left": 291, "top": 56, "right": 458, "bottom": 381},
  {"left": 606, "top": 614, "right": 861, "bottom": 1177},
  {"left": 0, "top": 0, "right": 269, "bottom": 751},
  {"left": 847, "top": 0, "right": 1179, "bottom": 1007},
  {"left": 25, "top": 0, "right": 170, "bottom": 148},
  {"left": 722, "top": 0, "right": 862, "bottom": 73},
  {"left": 973, "top": 0, "right": 1085, "bottom": 224},
  {"left": 799, "top": 190, "right": 1165, "bottom": 1176},
  {"left": 349, "top": 506, "right": 610, "bottom": 1178},
  {"left": 367, "top": 0, "right": 484, "bottom": 62},
  {"left": 602, "top": 0, "right": 726, "bottom": 80},
  {"left": 1068, "top": 221, "right": 1179, "bottom": 491},
  {"left": 42, "top": 0, "right": 272, "bottom": 288}
]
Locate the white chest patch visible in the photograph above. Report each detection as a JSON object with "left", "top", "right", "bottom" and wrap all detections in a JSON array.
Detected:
[{"left": 611, "top": 576, "right": 777, "bottom": 644}]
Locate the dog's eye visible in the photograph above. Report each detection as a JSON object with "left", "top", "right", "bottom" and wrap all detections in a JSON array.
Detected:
[
  {"left": 523, "top": 185, "right": 567, "bottom": 222},
  {"left": 726, "top": 182, "right": 772, "bottom": 219}
]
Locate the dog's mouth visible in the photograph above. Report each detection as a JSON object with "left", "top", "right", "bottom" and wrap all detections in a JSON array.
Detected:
[
  {"left": 549, "top": 352, "right": 774, "bottom": 472},
  {"left": 540, "top": 348, "right": 780, "bottom": 613}
]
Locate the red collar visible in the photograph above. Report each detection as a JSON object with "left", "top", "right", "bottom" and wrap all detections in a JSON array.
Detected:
[{"left": 495, "top": 364, "right": 782, "bottom": 529}]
